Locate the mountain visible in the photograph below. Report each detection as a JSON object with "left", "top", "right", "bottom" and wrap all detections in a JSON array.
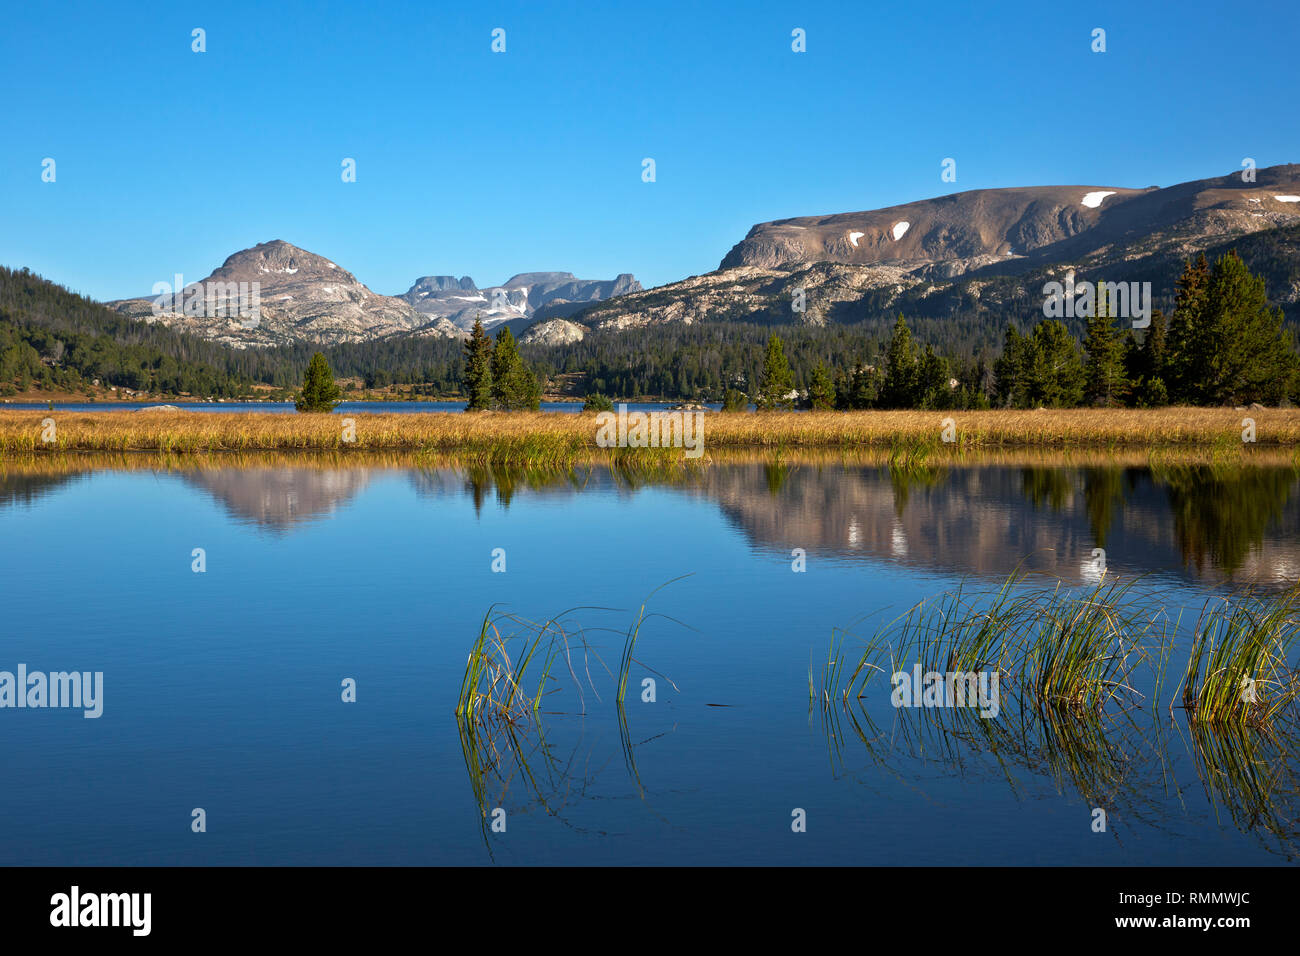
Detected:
[
  {"left": 401, "top": 270, "right": 641, "bottom": 331},
  {"left": 720, "top": 165, "right": 1300, "bottom": 276},
  {"left": 84, "top": 164, "right": 1300, "bottom": 364},
  {"left": 108, "top": 241, "right": 641, "bottom": 348},
  {"left": 567, "top": 164, "right": 1300, "bottom": 346},
  {"left": 110, "top": 240, "right": 463, "bottom": 348}
]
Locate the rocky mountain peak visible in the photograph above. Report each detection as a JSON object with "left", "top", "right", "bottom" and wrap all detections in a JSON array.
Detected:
[{"left": 214, "top": 240, "right": 356, "bottom": 284}]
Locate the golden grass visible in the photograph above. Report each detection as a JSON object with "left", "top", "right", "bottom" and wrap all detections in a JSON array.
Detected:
[{"left": 1, "top": 406, "right": 1298, "bottom": 455}]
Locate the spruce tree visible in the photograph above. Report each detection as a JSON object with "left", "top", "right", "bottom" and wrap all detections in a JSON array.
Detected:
[
  {"left": 808, "top": 361, "right": 836, "bottom": 410},
  {"left": 1128, "top": 310, "right": 1169, "bottom": 407},
  {"left": 756, "top": 334, "right": 795, "bottom": 409},
  {"left": 915, "top": 344, "right": 951, "bottom": 409},
  {"left": 295, "top": 352, "right": 340, "bottom": 412},
  {"left": 462, "top": 317, "right": 494, "bottom": 410},
  {"left": 490, "top": 326, "right": 542, "bottom": 410},
  {"left": 1027, "top": 320, "right": 1085, "bottom": 407},
  {"left": 993, "top": 324, "right": 1027, "bottom": 408},
  {"left": 1165, "top": 254, "right": 1210, "bottom": 402},
  {"left": 1199, "top": 251, "right": 1297, "bottom": 404},
  {"left": 837, "top": 363, "right": 878, "bottom": 410},
  {"left": 879, "top": 314, "right": 919, "bottom": 408},
  {"left": 1083, "top": 284, "right": 1129, "bottom": 406}
]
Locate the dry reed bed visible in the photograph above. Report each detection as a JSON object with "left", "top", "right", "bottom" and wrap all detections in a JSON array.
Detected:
[{"left": 2, "top": 407, "right": 1299, "bottom": 454}]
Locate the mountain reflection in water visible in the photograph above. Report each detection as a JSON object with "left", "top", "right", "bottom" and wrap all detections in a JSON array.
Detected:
[{"left": 3, "top": 457, "right": 1296, "bottom": 586}]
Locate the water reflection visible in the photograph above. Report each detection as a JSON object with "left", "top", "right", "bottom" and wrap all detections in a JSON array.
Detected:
[
  {"left": 2, "top": 453, "right": 1296, "bottom": 584},
  {"left": 816, "top": 691, "right": 1300, "bottom": 860}
]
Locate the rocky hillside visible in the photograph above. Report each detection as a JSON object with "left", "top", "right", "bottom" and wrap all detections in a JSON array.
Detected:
[
  {"left": 110, "top": 240, "right": 462, "bottom": 348},
  {"left": 565, "top": 164, "right": 1300, "bottom": 346},
  {"left": 720, "top": 165, "right": 1300, "bottom": 276},
  {"left": 109, "top": 242, "right": 640, "bottom": 348}
]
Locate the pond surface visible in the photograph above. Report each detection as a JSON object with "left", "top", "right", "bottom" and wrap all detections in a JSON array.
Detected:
[{"left": 1, "top": 456, "right": 1298, "bottom": 865}]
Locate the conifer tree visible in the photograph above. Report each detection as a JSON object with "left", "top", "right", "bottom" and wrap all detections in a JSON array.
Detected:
[
  {"left": 295, "top": 352, "right": 340, "bottom": 412},
  {"left": 1027, "top": 320, "right": 1085, "bottom": 407},
  {"left": 1083, "top": 284, "right": 1129, "bottom": 406},
  {"left": 756, "top": 334, "right": 795, "bottom": 409},
  {"left": 808, "top": 361, "right": 836, "bottom": 410},
  {"left": 1165, "top": 254, "right": 1210, "bottom": 402},
  {"left": 993, "top": 323, "right": 1028, "bottom": 408},
  {"left": 879, "top": 314, "right": 919, "bottom": 408},
  {"left": 490, "top": 326, "right": 541, "bottom": 410},
  {"left": 1198, "top": 251, "right": 1297, "bottom": 404},
  {"left": 462, "top": 317, "right": 494, "bottom": 410}
]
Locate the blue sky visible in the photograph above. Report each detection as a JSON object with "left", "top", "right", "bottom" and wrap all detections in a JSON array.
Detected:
[{"left": 2, "top": 0, "right": 1297, "bottom": 301}]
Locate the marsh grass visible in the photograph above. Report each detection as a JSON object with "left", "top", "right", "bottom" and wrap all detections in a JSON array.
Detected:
[
  {"left": 809, "top": 572, "right": 1300, "bottom": 850},
  {"left": 814, "top": 574, "right": 1299, "bottom": 729},
  {"left": 812, "top": 575, "right": 1156, "bottom": 716},
  {"left": 454, "top": 609, "right": 564, "bottom": 727},
  {"left": 1174, "top": 590, "right": 1300, "bottom": 726},
  {"left": 5, "top": 406, "right": 1300, "bottom": 455},
  {"left": 455, "top": 593, "right": 686, "bottom": 843}
]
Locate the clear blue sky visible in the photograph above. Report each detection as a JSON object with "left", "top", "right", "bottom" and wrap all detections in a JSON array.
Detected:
[{"left": 2, "top": 0, "right": 1297, "bottom": 302}]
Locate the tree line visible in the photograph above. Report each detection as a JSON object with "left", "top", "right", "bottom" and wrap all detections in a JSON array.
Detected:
[{"left": 740, "top": 251, "right": 1296, "bottom": 410}]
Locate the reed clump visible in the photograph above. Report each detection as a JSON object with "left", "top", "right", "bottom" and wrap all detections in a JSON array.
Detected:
[
  {"left": 1175, "top": 591, "right": 1300, "bottom": 726},
  {"left": 814, "top": 574, "right": 1299, "bottom": 728},
  {"left": 813, "top": 576, "right": 1155, "bottom": 715}
]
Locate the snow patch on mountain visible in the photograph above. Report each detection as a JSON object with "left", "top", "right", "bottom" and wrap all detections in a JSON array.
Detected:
[{"left": 1081, "top": 191, "right": 1116, "bottom": 208}]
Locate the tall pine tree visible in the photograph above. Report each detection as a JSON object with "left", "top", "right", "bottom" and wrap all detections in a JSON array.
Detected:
[
  {"left": 879, "top": 314, "right": 919, "bottom": 408},
  {"left": 490, "top": 326, "right": 541, "bottom": 410},
  {"left": 1164, "top": 254, "right": 1210, "bottom": 403},
  {"left": 462, "top": 317, "right": 494, "bottom": 410},
  {"left": 756, "top": 334, "right": 795, "bottom": 409},
  {"left": 1083, "top": 284, "right": 1129, "bottom": 406}
]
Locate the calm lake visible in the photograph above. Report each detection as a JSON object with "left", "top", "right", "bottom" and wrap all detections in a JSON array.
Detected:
[{"left": 2, "top": 454, "right": 1298, "bottom": 865}]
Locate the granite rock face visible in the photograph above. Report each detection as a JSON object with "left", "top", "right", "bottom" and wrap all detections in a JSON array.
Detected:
[{"left": 110, "top": 240, "right": 463, "bottom": 348}]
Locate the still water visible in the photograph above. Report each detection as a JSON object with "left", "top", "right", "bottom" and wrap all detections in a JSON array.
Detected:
[{"left": 1, "top": 456, "right": 1297, "bottom": 865}]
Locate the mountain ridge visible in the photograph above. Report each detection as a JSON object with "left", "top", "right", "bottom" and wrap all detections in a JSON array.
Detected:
[{"left": 108, "top": 240, "right": 640, "bottom": 348}]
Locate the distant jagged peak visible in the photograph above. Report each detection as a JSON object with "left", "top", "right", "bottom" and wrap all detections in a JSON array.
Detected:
[{"left": 406, "top": 275, "right": 478, "bottom": 295}]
